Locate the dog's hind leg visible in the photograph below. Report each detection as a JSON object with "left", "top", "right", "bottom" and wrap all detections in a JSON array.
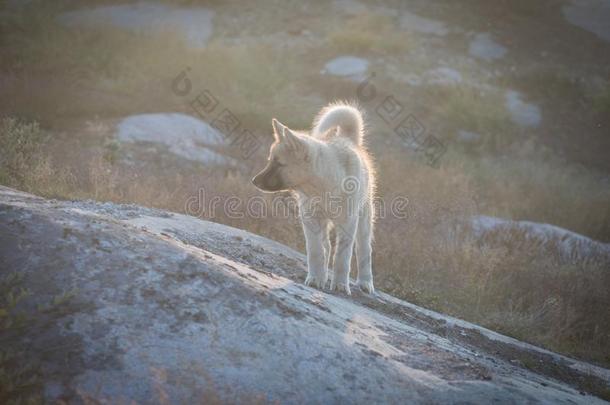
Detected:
[
  {"left": 330, "top": 218, "right": 358, "bottom": 295},
  {"left": 323, "top": 226, "right": 334, "bottom": 275},
  {"left": 355, "top": 201, "right": 374, "bottom": 294}
]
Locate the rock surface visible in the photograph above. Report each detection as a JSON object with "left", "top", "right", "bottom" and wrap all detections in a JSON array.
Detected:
[
  {"left": 116, "top": 113, "right": 238, "bottom": 167},
  {"left": 322, "top": 56, "right": 369, "bottom": 81},
  {"left": 1, "top": 186, "right": 609, "bottom": 404},
  {"left": 562, "top": 0, "right": 610, "bottom": 43},
  {"left": 470, "top": 215, "right": 610, "bottom": 263},
  {"left": 455, "top": 129, "right": 482, "bottom": 144},
  {"left": 399, "top": 10, "right": 449, "bottom": 36},
  {"left": 505, "top": 90, "right": 542, "bottom": 128},
  {"left": 469, "top": 33, "right": 508, "bottom": 61}
]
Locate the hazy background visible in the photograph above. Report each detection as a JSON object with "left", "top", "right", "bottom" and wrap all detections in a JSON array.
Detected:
[{"left": 1, "top": 0, "right": 609, "bottom": 366}]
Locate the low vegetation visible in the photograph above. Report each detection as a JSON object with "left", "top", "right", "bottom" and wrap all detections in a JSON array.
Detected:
[{"left": 328, "top": 13, "right": 410, "bottom": 54}]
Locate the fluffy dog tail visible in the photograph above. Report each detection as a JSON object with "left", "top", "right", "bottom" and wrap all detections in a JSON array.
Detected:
[{"left": 313, "top": 101, "right": 365, "bottom": 145}]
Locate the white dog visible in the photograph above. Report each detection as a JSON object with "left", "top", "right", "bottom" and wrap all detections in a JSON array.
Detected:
[{"left": 252, "top": 102, "right": 375, "bottom": 295}]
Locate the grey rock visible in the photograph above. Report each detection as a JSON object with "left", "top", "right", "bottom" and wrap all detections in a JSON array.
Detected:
[
  {"left": 562, "top": 0, "right": 610, "bottom": 43},
  {"left": 456, "top": 130, "right": 482, "bottom": 143},
  {"left": 469, "top": 215, "right": 610, "bottom": 263},
  {"left": 469, "top": 33, "right": 508, "bottom": 61},
  {"left": 116, "top": 113, "right": 238, "bottom": 167},
  {"left": 400, "top": 11, "right": 449, "bottom": 36},
  {"left": 1, "top": 186, "right": 608, "bottom": 404},
  {"left": 505, "top": 90, "right": 542, "bottom": 128},
  {"left": 322, "top": 57, "right": 369, "bottom": 82}
]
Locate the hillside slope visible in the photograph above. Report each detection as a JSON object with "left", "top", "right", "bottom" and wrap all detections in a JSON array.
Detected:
[{"left": 0, "top": 186, "right": 608, "bottom": 403}]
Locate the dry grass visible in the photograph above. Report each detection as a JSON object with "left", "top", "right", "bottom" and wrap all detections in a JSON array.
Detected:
[
  {"left": 371, "top": 149, "right": 610, "bottom": 365},
  {"left": 421, "top": 80, "right": 610, "bottom": 240},
  {"left": 0, "top": 1, "right": 316, "bottom": 128},
  {"left": 463, "top": 151, "right": 610, "bottom": 240},
  {"left": 0, "top": 118, "right": 75, "bottom": 198},
  {"left": 431, "top": 84, "right": 518, "bottom": 152},
  {"left": 328, "top": 13, "right": 410, "bottom": 55}
]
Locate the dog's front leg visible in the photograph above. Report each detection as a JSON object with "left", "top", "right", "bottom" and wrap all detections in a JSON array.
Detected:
[
  {"left": 330, "top": 218, "right": 358, "bottom": 295},
  {"left": 302, "top": 218, "right": 328, "bottom": 289}
]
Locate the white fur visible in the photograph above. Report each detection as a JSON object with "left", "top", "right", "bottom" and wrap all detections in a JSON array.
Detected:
[
  {"left": 312, "top": 102, "right": 365, "bottom": 146},
  {"left": 254, "top": 102, "right": 375, "bottom": 295}
]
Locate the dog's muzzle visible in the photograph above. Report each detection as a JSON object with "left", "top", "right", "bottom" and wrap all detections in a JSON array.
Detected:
[{"left": 252, "top": 161, "right": 284, "bottom": 192}]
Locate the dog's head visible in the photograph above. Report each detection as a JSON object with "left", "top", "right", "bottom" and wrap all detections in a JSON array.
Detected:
[{"left": 252, "top": 119, "right": 311, "bottom": 192}]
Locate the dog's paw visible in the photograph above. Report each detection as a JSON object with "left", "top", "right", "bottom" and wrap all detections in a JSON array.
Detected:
[
  {"left": 304, "top": 273, "right": 327, "bottom": 290},
  {"left": 330, "top": 281, "right": 351, "bottom": 295},
  {"left": 357, "top": 279, "right": 375, "bottom": 294}
]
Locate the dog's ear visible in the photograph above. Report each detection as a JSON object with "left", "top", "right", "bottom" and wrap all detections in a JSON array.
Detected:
[
  {"left": 283, "top": 127, "right": 307, "bottom": 158},
  {"left": 272, "top": 118, "right": 284, "bottom": 142}
]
